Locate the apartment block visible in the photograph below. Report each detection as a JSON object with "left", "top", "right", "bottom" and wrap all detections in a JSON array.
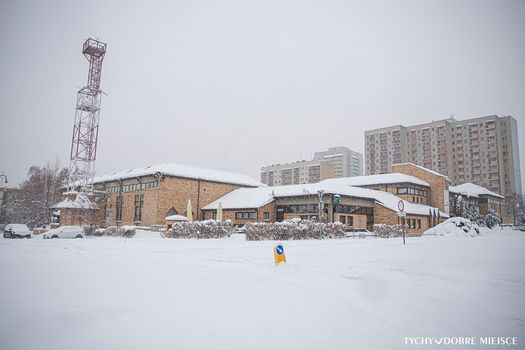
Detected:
[
  {"left": 365, "top": 115, "right": 522, "bottom": 222},
  {"left": 260, "top": 160, "right": 335, "bottom": 186},
  {"left": 313, "top": 146, "right": 363, "bottom": 177}
]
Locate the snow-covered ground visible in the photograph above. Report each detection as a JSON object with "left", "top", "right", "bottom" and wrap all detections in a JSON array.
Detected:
[{"left": 0, "top": 229, "right": 524, "bottom": 349}]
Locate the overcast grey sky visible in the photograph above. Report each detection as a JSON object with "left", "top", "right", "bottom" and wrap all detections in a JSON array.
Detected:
[{"left": 1, "top": 0, "right": 524, "bottom": 189}]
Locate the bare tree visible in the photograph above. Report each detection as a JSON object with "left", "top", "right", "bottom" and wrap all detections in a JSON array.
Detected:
[{"left": 2, "top": 160, "right": 68, "bottom": 228}]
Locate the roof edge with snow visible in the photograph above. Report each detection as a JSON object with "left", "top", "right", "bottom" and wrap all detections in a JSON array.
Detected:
[{"left": 82, "top": 162, "right": 265, "bottom": 188}]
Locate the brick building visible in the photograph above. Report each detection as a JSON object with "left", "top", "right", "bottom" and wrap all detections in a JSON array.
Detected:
[
  {"left": 57, "top": 163, "right": 263, "bottom": 227},
  {"left": 449, "top": 182, "right": 504, "bottom": 218},
  {"left": 203, "top": 169, "right": 449, "bottom": 236}
]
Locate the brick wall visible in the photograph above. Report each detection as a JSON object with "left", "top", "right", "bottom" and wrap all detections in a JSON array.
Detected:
[
  {"left": 392, "top": 163, "right": 449, "bottom": 213},
  {"left": 155, "top": 177, "right": 239, "bottom": 224},
  {"left": 59, "top": 208, "right": 99, "bottom": 226},
  {"left": 373, "top": 202, "right": 431, "bottom": 236},
  {"left": 102, "top": 176, "right": 244, "bottom": 227}
]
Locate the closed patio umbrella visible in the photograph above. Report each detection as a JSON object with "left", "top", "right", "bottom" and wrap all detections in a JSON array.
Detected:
[
  {"left": 216, "top": 202, "right": 223, "bottom": 222},
  {"left": 186, "top": 199, "right": 193, "bottom": 223}
]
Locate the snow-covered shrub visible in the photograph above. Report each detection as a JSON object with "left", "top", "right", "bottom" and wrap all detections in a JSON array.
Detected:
[
  {"left": 245, "top": 220, "right": 346, "bottom": 241},
  {"left": 84, "top": 225, "right": 136, "bottom": 237},
  {"left": 423, "top": 217, "right": 480, "bottom": 237},
  {"left": 482, "top": 209, "right": 501, "bottom": 229},
  {"left": 82, "top": 225, "right": 97, "bottom": 236},
  {"left": 93, "top": 228, "right": 106, "bottom": 236},
  {"left": 165, "top": 220, "right": 233, "bottom": 239},
  {"left": 372, "top": 224, "right": 408, "bottom": 238}
]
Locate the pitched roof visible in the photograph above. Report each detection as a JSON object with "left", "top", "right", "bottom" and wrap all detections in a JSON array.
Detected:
[
  {"left": 203, "top": 182, "right": 447, "bottom": 217},
  {"left": 393, "top": 163, "right": 449, "bottom": 179},
  {"left": 51, "top": 193, "right": 98, "bottom": 210},
  {"left": 321, "top": 173, "right": 430, "bottom": 187},
  {"left": 91, "top": 162, "right": 265, "bottom": 187},
  {"left": 449, "top": 183, "right": 503, "bottom": 199}
]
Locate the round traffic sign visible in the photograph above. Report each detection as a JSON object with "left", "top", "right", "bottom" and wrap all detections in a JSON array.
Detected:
[
  {"left": 398, "top": 200, "right": 405, "bottom": 212},
  {"left": 275, "top": 245, "right": 284, "bottom": 255}
]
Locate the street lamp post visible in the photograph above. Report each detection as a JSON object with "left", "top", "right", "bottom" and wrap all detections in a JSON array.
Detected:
[
  {"left": 457, "top": 194, "right": 463, "bottom": 218},
  {"left": 514, "top": 203, "right": 520, "bottom": 226},
  {"left": 0, "top": 173, "right": 8, "bottom": 208},
  {"left": 317, "top": 190, "right": 324, "bottom": 223},
  {"left": 0, "top": 173, "right": 8, "bottom": 187}
]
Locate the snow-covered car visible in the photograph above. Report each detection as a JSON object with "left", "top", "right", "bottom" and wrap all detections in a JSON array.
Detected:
[
  {"left": 43, "top": 226, "right": 84, "bottom": 239},
  {"left": 3, "top": 224, "right": 32, "bottom": 239},
  {"left": 345, "top": 228, "right": 372, "bottom": 238},
  {"left": 234, "top": 225, "right": 246, "bottom": 234}
]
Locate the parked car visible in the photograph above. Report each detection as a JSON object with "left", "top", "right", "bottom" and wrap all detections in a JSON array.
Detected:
[
  {"left": 234, "top": 225, "right": 246, "bottom": 234},
  {"left": 345, "top": 227, "right": 373, "bottom": 238},
  {"left": 3, "top": 224, "right": 32, "bottom": 239},
  {"left": 43, "top": 226, "right": 84, "bottom": 239}
]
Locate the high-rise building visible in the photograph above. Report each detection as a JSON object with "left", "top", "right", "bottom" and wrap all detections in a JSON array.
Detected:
[
  {"left": 261, "top": 160, "right": 335, "bottom": 186},
  {"left": 313, "top": 147, "right": 363, "bottom": 177},
  {"left": 365, "top": 115, "right": 522, "bottom": 223}
]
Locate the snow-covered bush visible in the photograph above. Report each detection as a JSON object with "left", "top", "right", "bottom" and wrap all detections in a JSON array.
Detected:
[
  {"left": 372, "top": 224, "right": 408, "bottom": 238},
  {"left": 423, "top": 217, "right": 480, "bottom": 237},
  {"left": 482, "top": 209, "right": 501, "bottom": 229},
  {"left": 245, "top": 220, "right": 346, "bottom": 241},
  {"left": 86, "top": 226, "right": 136, "bottom": 237},
  {"left": 165, "top": 220, "right": 233, "bottom": 239}
]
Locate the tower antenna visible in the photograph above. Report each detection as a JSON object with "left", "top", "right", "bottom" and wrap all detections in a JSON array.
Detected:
[{"left": 67, "top": 38, "right": 107, "bottom": 193}]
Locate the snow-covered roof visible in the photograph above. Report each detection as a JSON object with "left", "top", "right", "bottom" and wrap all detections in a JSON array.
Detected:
[
  {"left": 393, "top": 163, "right": 449, "bottom": 179},
  {"left": 165, "top": 215, "right": 188, "bottom": 221},
  {"left": 203, "top": 187, "right": 274, "bottom": 210},
  {"left": 203, "top": 182, "right": 447, "bottom": 217},
  {"left": 321, "top": 173, "right": 430, "bottom": 187},
  {"left": 449, "top": 183, "right": 503, "bottom": 199},
  {"left": 51, "top": 193, "right": 98, "bottom": 210},
  {"left": 90, "top": 162, "right": 265, "bottom": 188},
  {"left": 371, "top": 190, "right": 449, "bottom": 218}
]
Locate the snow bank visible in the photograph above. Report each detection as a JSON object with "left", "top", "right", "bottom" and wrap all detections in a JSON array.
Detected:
[
  {"left": 1, "top": 227, "right": 524, "bottom": 350},
  {"left": 423, "top": 217, "right": 480, "bottom": 237}
]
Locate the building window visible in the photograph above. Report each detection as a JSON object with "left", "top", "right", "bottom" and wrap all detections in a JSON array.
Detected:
[
  {"left": 134, "top": 194, "right": 144, "bottom": 222},
  {"left": 263, "top": 212, "right": 270, "bottom": 221},
  {"left": 116, "top": 196, "right": 123, "bottom": 222},
  {"left": 235, "top": 212, "right": 256, "bottom": 220}
]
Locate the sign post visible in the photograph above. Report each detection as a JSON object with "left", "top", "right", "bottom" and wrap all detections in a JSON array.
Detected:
[
  {"left": 397, "top": 200, "right": 406, "bottom": 245},
  {"left": 274, "top": 243, "right": 286, "bottom": 265}
]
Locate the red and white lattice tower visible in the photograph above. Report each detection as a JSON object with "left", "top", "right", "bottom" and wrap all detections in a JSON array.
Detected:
[{"left": 67, "top": 38, "right": 107, "bottom": 193}]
